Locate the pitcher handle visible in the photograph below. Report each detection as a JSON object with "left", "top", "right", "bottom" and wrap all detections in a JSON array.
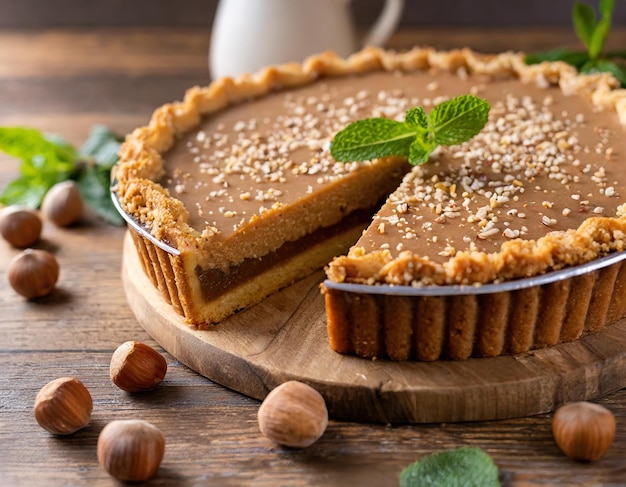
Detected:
[{"left": 362, "top": 0, "right": 405, "bottom": 47}]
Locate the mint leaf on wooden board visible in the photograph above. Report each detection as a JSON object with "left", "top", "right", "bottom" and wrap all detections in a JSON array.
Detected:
[
  {"left": 0, "top": 128, "right": 76, "bottom": 208},
  {"left": 76, "top": 124, "right": 125, "bottom": 225},
  {"left": 0, "top": 127, "right": 76, "bottom": 168},
  {"left": 589, "top": 16, "right": 611, "bottom": 59},
  {"left": 399, "top": 447, "right": 500, "bottom": 487},
  {"left": 77, "top": 166, "right": 124, "bottom": 226},
  {"left": 0, "top": 177, "right": 48, "bottom": 209},
  {"left": 0, "top": 125, "right": 125, "bottom": 225},
  {"left": 330, "top": 94, "right": 490, "bottom": 166},
  {"left": 79, "top": 124, "right": 124, "bottom": 168}
]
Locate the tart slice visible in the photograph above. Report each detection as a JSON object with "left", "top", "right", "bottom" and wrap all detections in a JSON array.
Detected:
[
  {"left": 114, "top": 48, "right": 416, "bottom": 326},
  {"left": 323, "top": 50, "right": 626, "bottom": 361}
]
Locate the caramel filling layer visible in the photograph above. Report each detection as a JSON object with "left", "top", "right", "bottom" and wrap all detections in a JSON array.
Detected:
[{"left": 195, "top": 206, "right": 375, "bottom": 301}]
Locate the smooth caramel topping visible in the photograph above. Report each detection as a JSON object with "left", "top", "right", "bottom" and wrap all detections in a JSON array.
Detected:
[
  {"left": 163, "top": 68, "right": 623, "bottom": 265},
  {"left": 358, "top": 77, "right": 624, "bottom": 264},
  {"left": 164, "top": 75, "right": 414, "bottom": 234}
]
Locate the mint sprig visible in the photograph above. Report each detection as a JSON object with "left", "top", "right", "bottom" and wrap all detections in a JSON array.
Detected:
[
  {"left": 526, "top": 0, "right": 626, "bottom": 87},
  {"left": 399, "top": 447, "right": 501, "bottom": 487},
  {"left": 330, "top": 94, "right": 490, "bottom": 165},
  {"left": 0, "top": 125, "right": 125, "bottom": 225}
]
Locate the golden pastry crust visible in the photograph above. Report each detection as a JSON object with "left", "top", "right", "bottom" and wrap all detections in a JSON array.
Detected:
[{"left": 327, "top": 217, "right": 626, "bottom": 286}]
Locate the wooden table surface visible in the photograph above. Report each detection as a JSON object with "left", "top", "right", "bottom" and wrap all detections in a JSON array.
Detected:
[{"left": 1, "top": 27, "right": 626, "bottom": 487}]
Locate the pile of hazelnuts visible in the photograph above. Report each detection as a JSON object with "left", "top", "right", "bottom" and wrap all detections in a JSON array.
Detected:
[
  {"left": 34, "top": 340, "right": 328, "bottom": 482},
  {"left": 1, "top": 180, "right": 83, "bottom": 299},
  {"left": 34, "top": 341, "right": 170, "bottom": 482}
]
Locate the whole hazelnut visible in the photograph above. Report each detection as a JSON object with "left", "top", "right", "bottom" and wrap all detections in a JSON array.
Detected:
[
  {"left": 258, "top": 380, "right": 328, "bottom": 448},
  {"left": 552, "top": 401, "right": 616, "bottom": 461},
  {"left": 97, "top": 419, "right": 165, "bottom": 482},
  {"left": 110, "top": 341, "right": 167, "bottom": 392},
  {"left": 8, "top": 248, "right": 59, "bottom": 299},
  {"left": 41, "top": 180, "right": 83, "bottom": 226},
  {"left": 0, "top": 206, "right": 42, "bottom": 248},
  {"left": 34, "top": 377, "right": 93, "bottom": 435}
]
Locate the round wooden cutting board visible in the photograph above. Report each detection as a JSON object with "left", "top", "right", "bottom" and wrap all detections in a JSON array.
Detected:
[{"left": 122, "top": 233, "right": 626, "bottom": 424}]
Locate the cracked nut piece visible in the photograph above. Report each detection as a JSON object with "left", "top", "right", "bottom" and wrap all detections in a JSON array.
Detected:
[
  {"left": 34, "top": 377, "right": 93, "bottom": 435},
  {"left": 97, "top": 419, "right": 165, "bottom": 482},
  {"left": 552, "top": 401, "right": 616, "bottom": 461},
  {"left": 41, "top": 180, "right": 83, "bottom": 226},
  {"left": 258, "top": 380, "right": 328, "bottom": 448},
  {"left": 0, "top": 206, "right": 42, "bottom": 248},
  {"left": 8, "top": 248, "right": 59, "bottom": 299},
  {"left": 110, "top": 341, "right": 167, "bottom": 392}
]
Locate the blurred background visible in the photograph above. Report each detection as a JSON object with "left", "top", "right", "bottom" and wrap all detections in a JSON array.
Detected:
[
  {"left": 2, "top": 0, "right": 626, "bottom": 28},
  {"left": 1, "top": 0, "right": 625, "bottom": 147}
]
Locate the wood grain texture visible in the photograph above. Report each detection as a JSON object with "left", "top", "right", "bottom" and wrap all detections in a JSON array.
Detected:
[{"left": 1, "top": 27, "right": 626, "bottom": 486}]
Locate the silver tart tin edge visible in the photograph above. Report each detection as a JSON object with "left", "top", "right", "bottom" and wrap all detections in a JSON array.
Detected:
[{"left": 322, "top": 251, "right": 626, "bottom": 296}]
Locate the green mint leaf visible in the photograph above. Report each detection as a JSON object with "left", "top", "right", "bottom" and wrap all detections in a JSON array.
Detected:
[
  {"left": 600, "top": 0, "right": 614, "bottom": 18},
  {"left": 0, "top": 177, "right": 48, "bottom": 208},
  {"left": 606, "top": 49, "right": 626, "bottom": 59},
  {"left": 79, "top": 124, "right": 123, "bottom": 168},
  {"left": 430, "top": 94, "right": 490, "bottom": 146},
  {"left": 44, "top": 133, "right": 80, "bottom": 162},
  {"left": 77, "top": 166, "right": 125, "bottom": 226},
  {"left": 399, "top": 447, "right": 500, "bottom": 487},
  {"left": 581, "top": 59, "right": 626, "bottom": 85},
  {"left": 405, "top": 107, "right": 429, "bottom": 130},
  {"left": 0, "top": 127, "right": 75, "bottom": 168},
  {"left": 0, "top": 124, "right": 126, "bottom": 225},
  {"left": 330, "top": 118, "right": 416, "bottom": 162},
  {"left": 573, "top": 2, "right": 597, "bottom": 49},
  {"left": 0, "top": 127, "right": 76, "bottom": 208},
  {"left": 524, "top": 49, "right": 590, "bottom": 68},
  {"left": 603, "top": 61, "right": 626, "bottom": 86},
  {"left": 589, "top": 17, "right": 611, "bottom": 59},
  {"left": 331, "top": 95, "right": 490, "bottom": 165},
  {"left": 408, "top": 140, "right": 433, "bottom": 165},
  {"left": 527, "top": 0, "right": 618, "bottom": 76}
]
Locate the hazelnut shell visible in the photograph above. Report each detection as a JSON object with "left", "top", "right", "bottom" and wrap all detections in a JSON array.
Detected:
[
  {"left": 0, "top": 206, "right": 42, "bottom": 248},
  {"left": 97, "top": 419, "right": 165, "bottom": 482},
  {"left": 34, "top": 377, "right": 93, "bottom": 435},
  {"left": 110, "top": 341, "right": 167, "bottom": 392},
  {"left": 258, "top": 380, "right": 328, "bottom": 448},
  {"left": 8, "top": 248, "right": 59, "bottom": 299},
  {"left": 41, "top": 180, "right": 83, "bottom": 226},
  {"left": 552, "top": 401, "right": 616, "bottom": 461}
]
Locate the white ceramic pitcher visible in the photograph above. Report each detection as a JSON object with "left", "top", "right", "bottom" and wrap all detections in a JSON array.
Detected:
[{"left": 209, "top": 0, "right": 405, "bottom": 79}]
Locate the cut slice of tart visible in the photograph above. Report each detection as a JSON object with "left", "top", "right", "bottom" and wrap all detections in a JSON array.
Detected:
[
  {"left": 114, "top": 48, "right": 418, "bottom": 326},
  {"left": 322, "top": 50, "right": 626, "bottom": 361}
]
